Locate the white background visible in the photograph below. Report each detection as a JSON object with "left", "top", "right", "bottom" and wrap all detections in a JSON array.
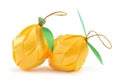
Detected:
[{"left": 0, "top": 0, "right": 119, "bottom": 80}]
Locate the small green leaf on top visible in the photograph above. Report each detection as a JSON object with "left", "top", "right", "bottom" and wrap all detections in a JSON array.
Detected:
[
  {"left": 87, "top": 42, "right": 103, "bottom": 64},
  {"left": 38, "top": 17, "right": 46, "bottom": 25}
]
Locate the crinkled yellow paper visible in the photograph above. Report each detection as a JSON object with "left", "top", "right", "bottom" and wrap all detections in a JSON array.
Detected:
[
  {"left": 12, "top": 24, "right": 50, "bottom": 70},
  {"left": 49, "top": 34, "right": 88, "bottom": 71},
  {"left": 12, "top": 11, "right": 66, "bottom": 71},
  {"left": 49, "top": 10, "right": 112, "bottom": 72}
]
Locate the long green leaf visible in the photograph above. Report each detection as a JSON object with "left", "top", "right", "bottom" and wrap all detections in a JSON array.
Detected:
[
  {"left": 42, "top": 27, "right": 54, "bottom": 52},
  {"left": 87, "top": 42, "right": 103, "bottom": 64},
  {"left": 77, "top": 9, "right": 87, "bottom": 36}
]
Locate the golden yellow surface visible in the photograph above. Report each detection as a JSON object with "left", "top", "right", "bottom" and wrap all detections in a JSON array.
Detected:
[
  {"left": 49, "top": 34, "right": 88, "bottom": 71},
  {"left": 12, "top": 24, "right": 51, "bottom": 70}
]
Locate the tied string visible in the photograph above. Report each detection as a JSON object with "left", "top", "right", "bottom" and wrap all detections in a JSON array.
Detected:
[
  {"left": 39, "top": 11, "right": 67, "bottom": 26},
  {"left": 86, "top": 30, "right": 112, "bottom": 49}
]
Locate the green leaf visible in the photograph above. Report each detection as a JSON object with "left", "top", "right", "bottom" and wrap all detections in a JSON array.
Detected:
[
  {"left": 87, "top": 42, "right": 103, "bottom": 64},
  {"left": 38, "top": 17, "right": 46, "bottom": 25},
  {"left": 42, "top": 26, "right": 54, "bottom": 52},
  {"left": 77, "top": 9, "right": 87, "bottom": 36}
]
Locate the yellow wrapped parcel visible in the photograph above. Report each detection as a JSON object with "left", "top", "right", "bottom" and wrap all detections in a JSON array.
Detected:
[
  {"left": 49, "top": 34, "right": 88, "bottom": 71},
  {"left": 12, "top": 24, "right": 51, "bottom": 70},
  {"left": 12, "top": 11, "right": 66, "bottom": 71},
  {"left": 49, "top": 10, "right": 112, "bottom": 72}
]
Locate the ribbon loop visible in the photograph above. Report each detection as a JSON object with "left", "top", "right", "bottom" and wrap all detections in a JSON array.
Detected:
[
  {"left": 39, "top": 11, "right": 67, "bottom": 26},
  {"left": 86, "top": 30, "right": 112, "bottom": 49}
]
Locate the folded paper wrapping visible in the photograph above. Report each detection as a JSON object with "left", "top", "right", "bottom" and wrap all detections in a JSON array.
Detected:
[
  {"left": 49, "top": 34, "right": 88, "bottom": 71},
  {"left": 12, "top": 24, "right": 51, "bottom": 70}
]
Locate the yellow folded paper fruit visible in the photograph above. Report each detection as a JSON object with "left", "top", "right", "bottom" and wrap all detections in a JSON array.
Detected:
[
  {"left": 12, "top": 11, "right": 67, "bottom": 71},
  {"left": 12, "top": 24, "right": 51, "bottom": 70},
  {"left": 49, "top": 34, "right": 88, "bottom": 71},
  {"left": 49, "top": 10, "right": 112, "bottom": 72}
]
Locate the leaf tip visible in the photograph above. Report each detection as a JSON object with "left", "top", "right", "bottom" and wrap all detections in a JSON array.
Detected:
[
  {"left": 77, "top": 9, "right": 87, "bottom": 36},
  {"left": 87, "top": 42, "right": 104, "bottom": 65}
]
